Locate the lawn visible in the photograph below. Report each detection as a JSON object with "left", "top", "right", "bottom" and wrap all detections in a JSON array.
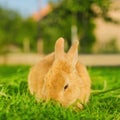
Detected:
[{"left": 0, "top": 65, "right": 120, "bottom": 120}]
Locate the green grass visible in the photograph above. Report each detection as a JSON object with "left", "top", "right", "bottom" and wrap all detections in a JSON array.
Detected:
[{"left": 0, "top": 65, "right": 120, "bottom": 120}]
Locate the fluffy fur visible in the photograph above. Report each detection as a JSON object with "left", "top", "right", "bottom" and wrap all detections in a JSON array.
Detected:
[{"left": 28, "top": 37, "right": 91, "bottom": 109}]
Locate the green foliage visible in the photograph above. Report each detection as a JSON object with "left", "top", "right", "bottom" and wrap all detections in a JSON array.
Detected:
[
  {"left": 39, "top": 0, "right": 111, "bottom": 53},
  {"left": 0, "top": 65, "right": 120, "bottom": 119},
  {"left": 0, "top": 0, "right": 114, "bottom": 54},
  {"left": 0, "top": 7, "right": 37, "bottom": 53}
]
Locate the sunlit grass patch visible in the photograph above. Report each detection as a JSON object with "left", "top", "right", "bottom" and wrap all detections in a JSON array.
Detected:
[{"left": 0, "top": 65, "right": 120, "bottom": 120}]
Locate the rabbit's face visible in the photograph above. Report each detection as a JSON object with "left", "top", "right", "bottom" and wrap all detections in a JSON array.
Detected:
[{"left": 42, "top": 60, "right": 82, "bottom": 106}]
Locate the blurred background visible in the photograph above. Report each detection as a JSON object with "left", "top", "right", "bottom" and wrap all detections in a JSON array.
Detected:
[{"left": 0, "top": 0, "right": 120, "bottom": 65}]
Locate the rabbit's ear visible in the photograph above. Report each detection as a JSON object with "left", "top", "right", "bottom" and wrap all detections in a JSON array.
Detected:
[
  {"left": 67, "top": 40, "right": 79, "bottom": 66},
  {"left": 55, "top": 37, "right": 64, "bottom": 59}
]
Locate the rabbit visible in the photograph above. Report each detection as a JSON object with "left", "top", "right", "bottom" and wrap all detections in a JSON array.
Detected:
[{"left": 28, "top": 37, "right": 91, "bottom": 109}]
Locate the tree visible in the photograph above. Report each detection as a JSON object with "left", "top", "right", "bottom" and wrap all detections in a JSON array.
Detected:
[
  {"left": 39, "top": 0, "right": 115, "bottom": 53},
  {"left": 0, "top": 7, "right": 37, "bottom": 53}
]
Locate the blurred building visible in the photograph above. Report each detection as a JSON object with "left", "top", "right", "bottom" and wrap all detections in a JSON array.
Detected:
[
  {"left": 94, "top": 0, "right": 120, "bottom": 53},
  {"left": 32, "top": 4, "right": 52, "bottom": 21}
]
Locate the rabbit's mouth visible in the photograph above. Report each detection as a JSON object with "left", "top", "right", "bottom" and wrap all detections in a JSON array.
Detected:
[{"left": 59, "top": 98, "right": 77, "bottom": 107}]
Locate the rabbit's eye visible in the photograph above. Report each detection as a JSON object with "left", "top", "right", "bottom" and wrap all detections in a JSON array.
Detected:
[{"left": 64, "top": 84, "right": 68, "bottom": 90}]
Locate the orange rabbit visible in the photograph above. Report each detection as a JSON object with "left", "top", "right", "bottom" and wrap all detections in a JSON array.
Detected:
[{"left": 28, "top": 37, "right": 91, "bottom": 109}]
